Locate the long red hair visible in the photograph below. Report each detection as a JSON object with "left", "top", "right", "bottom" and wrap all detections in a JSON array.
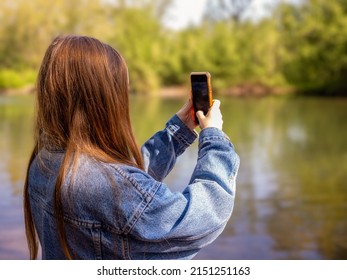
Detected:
[{"left": 23, "top": 35, "right": 144, "bottom": 259}]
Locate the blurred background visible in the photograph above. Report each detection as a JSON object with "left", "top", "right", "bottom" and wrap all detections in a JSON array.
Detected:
[{"left": 0, "top": 0, "right": 346, "bottom": 259}]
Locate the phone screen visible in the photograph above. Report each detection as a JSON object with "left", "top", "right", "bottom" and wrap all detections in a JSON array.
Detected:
[
  {"left": 191, "top": 73, "right": 212, "bottom": 123},
  {"left": 192, "top": 81, "right": 210, "bottom": 113}
]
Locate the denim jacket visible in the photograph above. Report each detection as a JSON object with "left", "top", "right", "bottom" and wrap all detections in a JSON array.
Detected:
[{"left": 28, "top": 115, "right": 240, "bottom": 259}]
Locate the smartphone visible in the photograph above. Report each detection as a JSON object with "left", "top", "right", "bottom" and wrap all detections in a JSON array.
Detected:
[{"left": 190, "top": 72, "right": 213, "bottom": 124}]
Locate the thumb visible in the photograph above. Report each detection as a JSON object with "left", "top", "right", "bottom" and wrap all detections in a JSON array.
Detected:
[
  {"left": 210, "top": 99, "right": 221, "bottom": 113},
  {"left": 196, "top": 110, "right": 205, "bottom": 122}
]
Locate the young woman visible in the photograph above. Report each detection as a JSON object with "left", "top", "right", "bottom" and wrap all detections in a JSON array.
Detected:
[{"left": 23, "top": 35, "right": 240, "bottom": 260}]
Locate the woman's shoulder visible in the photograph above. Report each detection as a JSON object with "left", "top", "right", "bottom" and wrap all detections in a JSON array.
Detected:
[
  {"left": 76, "top": 156, "right": 160, "bottom": 196},
  {"left": 106, "top": 162, "right": 161, "bottom": 196},
  {"left": 67, "top": 157, "right": 161, "bottom": 223}
]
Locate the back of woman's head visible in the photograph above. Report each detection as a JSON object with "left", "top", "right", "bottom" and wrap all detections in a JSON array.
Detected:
[{"left": 36, "top": 35, "right": 142, "bottom": 167}]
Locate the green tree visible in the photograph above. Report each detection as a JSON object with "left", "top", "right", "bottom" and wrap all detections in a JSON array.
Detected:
[
  {"left": 276, "top": 0, "right": 347, "bottom": 95},
  {"left": 0, "top": 0, "right": 170, "bottom": 92},
  {"left": 234, "top": 19, "right": 285, "bottom": 87},
  {"left": 1, "top": 0, "right": 346, "bottom": 95},
  {"left": 107, "top": 5, "right": 164, "bottom": 94}
]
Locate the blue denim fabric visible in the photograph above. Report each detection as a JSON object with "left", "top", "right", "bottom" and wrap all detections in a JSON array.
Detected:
[{"left": 28, "top": 114, "right": 240, "bottom": 259}]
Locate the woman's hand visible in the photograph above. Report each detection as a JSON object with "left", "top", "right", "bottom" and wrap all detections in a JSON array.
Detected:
[
  {"left": 196, "top": 99, "right": 223, "bottom": 130},
  {"left": 176, "top": 98, "right": 197, "bottom": 131}
]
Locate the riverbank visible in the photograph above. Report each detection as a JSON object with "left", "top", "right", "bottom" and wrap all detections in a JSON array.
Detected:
[
  {"left": 0, "top": 83, "right": 295, "bottom": 98},
  {"left": 151, "top": 83, "right": 295, "bottom": 98},
  {"left": 0, "top": 85, "right": 35, "bottom": 96}
]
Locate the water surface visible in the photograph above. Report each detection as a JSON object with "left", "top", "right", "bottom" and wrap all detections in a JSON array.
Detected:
[{"left": 1, "top": 94, "right": 346, "bottom": 259}]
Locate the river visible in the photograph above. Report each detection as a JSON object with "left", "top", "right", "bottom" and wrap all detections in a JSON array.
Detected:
[{"left": 0, "top": 94, "right": 346, "bottom": 259}]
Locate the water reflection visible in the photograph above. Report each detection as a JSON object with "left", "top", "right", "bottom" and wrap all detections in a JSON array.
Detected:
[
  {"left": 0, "top": 95, "right": 347, "bottom": 259},
  {"left": 196, "top": 97, "right": 347, "bottom": 260},
  {"left": 0, "top": 95, "right": 34, "bottom": 259}
]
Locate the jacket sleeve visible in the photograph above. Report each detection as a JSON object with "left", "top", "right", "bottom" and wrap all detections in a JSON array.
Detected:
[
  {"left": 131, "top": 127, "right": 240, "bottom": 253},
  {"left": 141, "top": 114, "right": 198, "bottom": 182}
]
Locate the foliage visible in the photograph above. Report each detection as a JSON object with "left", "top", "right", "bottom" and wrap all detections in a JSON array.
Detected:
[
  {"left": 0, "top": 0, "right": 346, "bottom": 96},
  {"left": 0, "top": 69, "right": 36, "bottom": 89},
  {"left": 275, "top": 0, "right": 347, "bottom": 95}
]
